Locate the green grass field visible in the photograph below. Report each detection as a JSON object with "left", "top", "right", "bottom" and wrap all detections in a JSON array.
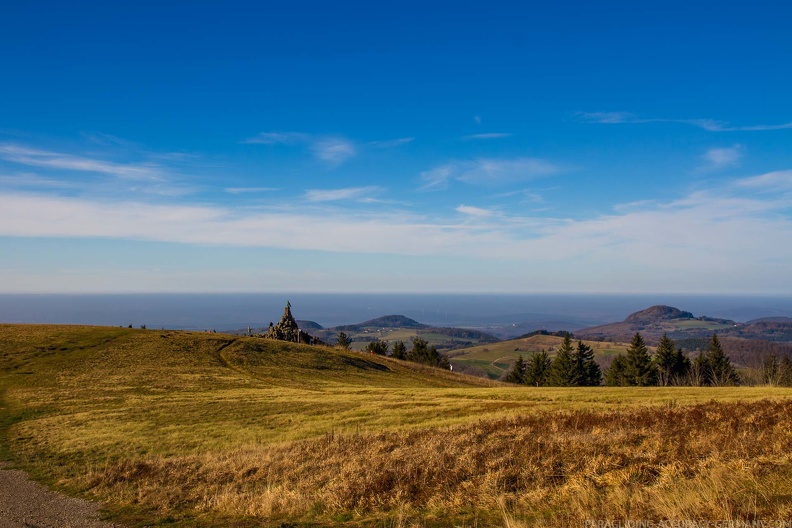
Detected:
[
  {"left": 448, "top": 334, "right": 638, "bottom": 379},
  {"left": 2, "top": 324, "right": 792, "bottom": 526},
  {"left": 672, "top": 320, "right": 736, "bottom": 331}
]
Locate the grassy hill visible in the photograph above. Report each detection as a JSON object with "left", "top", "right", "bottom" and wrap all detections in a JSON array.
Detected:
[
  {"left": 311, "top": 315, "right": 498, "bottom": 353},
  {"left": 448, "top": 334, "right": 638, "bottom": 379},
  {"left": 2, "top": 324, "right": 792, "bottom": 527}
]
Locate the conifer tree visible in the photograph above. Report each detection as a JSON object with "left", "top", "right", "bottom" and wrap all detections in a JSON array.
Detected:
[
  {"left": 654, "top": 334, "right": 686, "bottom": 386},
  {"left": 407, "top": 337, "right": 450, "bottom": 369},
  {"left": 336, "top": 331, "right": 351, "bottom": 350},
  {"left": 573, "top": 340, "right": 602, "bottom": 386},
  {"left": 654, "top": 334, "right": 674, "bottom": 386},
  {"left": 365, "top": 340, "right": 389, "bottom": 355},
  {"left": 624, "top": 332, "right": 657, "bottom": 386},
  {"left": 547, "top": 334, "right": 576, "bottom": 386},
  {"left": 391, "top": 340, "right": 407, "bottom": 360},
  {"left": 707, "top": 334, "right": 739, "bottom": 386},
  {"left": 605, "top": 354, "right": 629, "bottom": 386},
  {"left": 525, "top": 350, "right": 552, "bottom": 386},
  {"left": 505, "top": 355, "right": 527, "bottom": 384}
]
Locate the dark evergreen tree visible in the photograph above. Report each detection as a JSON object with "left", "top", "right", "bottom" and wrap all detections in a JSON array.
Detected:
[
  {"left": 547, "top": 334, "right": 576, "bottom": 386},
  {"left": 407, "top": 337, "right": 429, "bottom": 363},
  {"left": 624, "top": 332, "right": 657, "bottom": 386},
  {"left": 390, "top": 340, "right": 407, "bottom": 360},
  {"left": 653, "top": 334, "right": 689, "bottom": 386},
  {"left": 407, "top": 337, "right": 450, "bottom": 369},
  {"left": 670, "top": 344, "right": 692, "bottom": 385},
  {"left": 654, "top": 334, "right": 676, "bottom": 386},
  {"left": 525, "top": 350, "right": 552, "bottom": 386},
  {"left": 504, "top": 355, "right": 527, "bottom": 384},
  {"left": 365, "top": 340, "right": 389, "bottom": 355},
  {"left": 336, "top": 331, "right": 351, "bottom": 350},
  {"left": 605, "top": 354, "right": 629, "bottom": 386},
  {"left": 707, "top": 334, "right": 739, "bottom": 386},
  {"left": 573, "top": 340, "right": 602, "bottom": 386}
]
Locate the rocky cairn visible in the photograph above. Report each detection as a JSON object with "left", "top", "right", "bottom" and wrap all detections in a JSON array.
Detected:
[{"left": 264, "top": 302, "right": 323, "bottom": 345}]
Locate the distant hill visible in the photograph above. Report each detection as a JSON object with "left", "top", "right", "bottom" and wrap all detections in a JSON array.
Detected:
[
  {"left": 747, "top": 317, "right": 792, "bottom": 324},
  {"left": 333, "top": 315, "right": 426, "bottom": 331},
  {"left": 576, "top": 305, "right": 792, "bottom": 345},
  {"left": 296, "top": 320, "right": 324, "bottom": 330},
  {"left": 624, "top": 305, "right": 694, "bottom": 324},
  {"left": 307, "top": 314, "right": 497, "bottom": 352}
]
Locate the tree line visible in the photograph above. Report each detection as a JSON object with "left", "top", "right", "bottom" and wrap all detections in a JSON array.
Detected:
[
  {"left": 505, "top": 332, "right": 743, "bottom": 387},
  {"left": 336, "top": 332, "right": 451, "bottom": 369}
]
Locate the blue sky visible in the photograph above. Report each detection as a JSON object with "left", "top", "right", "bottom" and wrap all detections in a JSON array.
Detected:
[{"left": 1, "top": 1, "right": 791, "bottom": 293}]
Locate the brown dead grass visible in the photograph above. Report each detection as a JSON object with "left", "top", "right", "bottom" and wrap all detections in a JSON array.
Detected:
[{"left": 81, "top": 399, "right": 792, "bottom": 526}]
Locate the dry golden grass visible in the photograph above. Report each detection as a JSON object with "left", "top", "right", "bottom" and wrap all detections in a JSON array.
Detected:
[
  {"left": 77, "top": 400, "right": 792, "bottom": 526},
  {"left": 2, "top": 324, "right": 792, "bottom": 526}
]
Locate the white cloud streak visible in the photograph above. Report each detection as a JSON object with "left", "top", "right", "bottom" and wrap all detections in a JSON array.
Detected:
[
  {"left": 224, "top": 187, "right": 279, "bottom": 194},
  {"left": 1, "top": 170, "right": 791, "bottom": 292},
  {"left": 577, "top": 112, "right": 792, "bottom": 132},
  {"left": 0, "top": 144, "right": 165, "bottom": 180},
  {"left": 368, "top": 137, "right": 414, "bottom": 148},
  {"left": 242, "top": 132, "right": 310, "bottom": 145},
  {"left": 420, "top": 158, "right": 562, "bottom": 190},
  {"left": 244, "top": 132, "right": 357, "bottom": 165},
  {"left": 461, "top": 133, "right": 512, "bottom": 141},
  {"left": 734, "top": 170, "right": 792, "bottom": 192},
  {"left": 456, "top": 205, "right": 496, "bottom": 217},
  {"left": 304, "top": 186, "right": 380, "bottom": 202}
]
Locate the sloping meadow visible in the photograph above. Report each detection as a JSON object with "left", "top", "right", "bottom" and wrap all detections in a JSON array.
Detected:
[
  {"left": 78, "top": 400, "right": 792, "bottom": 526},
  {"left": 2, "top": 325, "right": 792, "bottom": 526}
]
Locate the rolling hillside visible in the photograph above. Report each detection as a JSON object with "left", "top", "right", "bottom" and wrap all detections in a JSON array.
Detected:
[{"left": 2, "top": 324, "right": 792, "bottom": 527}]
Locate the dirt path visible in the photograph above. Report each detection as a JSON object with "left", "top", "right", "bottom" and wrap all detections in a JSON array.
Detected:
[{"left": 0, "top": 464, "right": 119, "bottom": 528}]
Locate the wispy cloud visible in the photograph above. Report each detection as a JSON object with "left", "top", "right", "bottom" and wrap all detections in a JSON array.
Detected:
[
  {"left": 368, "top": 137, "right": 414, "bottom": 148},
  {"left": 310, "top": 137, "right": 356, "bottom": 165},
  {"left": 576, "top": 111, "right": 635, "bottom": 124},
  {"left": 2, "top": 169, "right": 789, "bottom": 260},
  {"left": 456, "top": 204, "right": 496, "bottom": 217},
  {"left": 461, "top": 133, "right": 512, "bottom": 141},
  {"left": 419, "top": 165, "right": 456, "bottom": 190},
  {"left": 577, "top": 112, "right": 792, "bottom": 132},
  {"left": 224, "top": 187, "right": 280, "bottom": 194},
  {"left": 420, "top": 158, "right": 562, "bottom": 190},
  {"left": 244, "top": 132, "right": 357, "bottom": 165},
  {"left": 304, "top": 186, "right": 380, "bottom": 202},
  {"left": 734, "top": 170, "right": 792, "bottom": 192},
  {"left": 0, "top": 173, "right": 77, "bottom": 189},
  {"left": 493, "top": 188, "right": 545, "bottom": 203},
  {"left": 1, "top": 168, "right": 791, "bottom": 293},
  {"left": 701, "top": 145, "right": 743, "bottom": 170},
  {"left": 0, "top": 144, "right": 165, "bottom": 180},
  {"left": 242, "top": 132, "right": 310, "bottom": 145}
]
